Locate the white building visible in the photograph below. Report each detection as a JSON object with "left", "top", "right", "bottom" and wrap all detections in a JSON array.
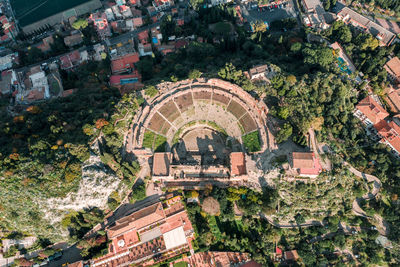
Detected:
[
  {"left": 30, "top": 71, "right": 50, "bottom": 99},
  {"left": 105, "top": 8, "right": 115, "bottom": 21},
  {"left": 301, "top": 0, "right": 328, "bottom": 29}
]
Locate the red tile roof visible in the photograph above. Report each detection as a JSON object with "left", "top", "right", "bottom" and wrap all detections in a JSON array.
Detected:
[
  {"left": 138, "top": 30, "right": 149, "bottom": 43},
  {"left": 230, "top": 152, "right": 246, "bottom": 176},
  {"left": 62, "top": 89, "right": 75, "bottom": 97},
  {"left": 67, "top": 261, "right": 83, "bottom": 267},
  {"left": 356, "top": 96, "right": 389, "bottom": 124},
  {"left": 385, "top": 57, "right": 400, "bottom": 81},
  {"left": 153, "top": 0, "right": 170, "bottom": 7},
  {"left": 60, "top": 55, "right": 73, "bottom": 69},
  {"left": 70, "top": 50, "right": 81, "bottom": 63},
  {"left": 291, "top": 152, "right": 322, "bottom": 176},
  {"left": 132, "top": 17, "right": 143, "bottom": 27},
  {"left": 175, "top": 39, "right": 188, "bottom": 49},
  {"left": 284, "top": 250, "right": 299, "bottom": 261},
  {"left": 94, "top": 198, "right": 194, "bottom": 266},
  {"left": 374, "top": 120, "right": 400, "bottom": 153},
  {"left": 241, "top": 261, "right": 263, "bottom": 267},
  {"left": 182, "top": 252, "right": 251, "bottom": 267},
  {"left": 110, "top": 73, "right": 140, "bottom": 85},
  {"left": 153, "top": 152, "right": 172, "bottom": 176},
  {"left": 387, "top": 90, "right": 400, "bottom": 113},
  {"left": 111, "top": 53, "right": 140, "bottom": 74}
]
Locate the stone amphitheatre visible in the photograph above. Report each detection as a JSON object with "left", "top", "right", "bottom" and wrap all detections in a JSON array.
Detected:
[{"left": 127, "top": 78, "right": 275, "bottom": 189}]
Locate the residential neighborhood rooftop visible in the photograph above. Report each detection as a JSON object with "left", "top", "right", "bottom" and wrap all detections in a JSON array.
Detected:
[{"left": 337, "top": 7, "right": 396, "bottom": 46}]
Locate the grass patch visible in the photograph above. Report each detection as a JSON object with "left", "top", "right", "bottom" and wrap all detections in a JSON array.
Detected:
[
  {"left": 143, "top": 130, "right": 155, "bottom": 149},
  {"left": 238, "top": 122, "right": 245, "bottom": 134},
  {"left": 204, "top": 120, "right": 227, "bottom": 137},
  {"left": 154, "top": 134, "right": 167, "bottom": 152},
  {"left": 208, "top": 216, "right": 222, "bottom": 240},
  {"left": 243, "top": 130, "right": 261, "bottom": 152},
  {"left": 173, "top": 262, "right": 188, "bottom": 267},
  {"left": 272, "top": 155, "right": 288, "bottom": 165},
  {"left": 210, "top": 21, "right": 233, "bottom": 34},
  {"left": 172, "top": 120, "right": 228, "bottom": 145},
  {"left": 51, "top": 82, "right": 61, "bottom": 96}
]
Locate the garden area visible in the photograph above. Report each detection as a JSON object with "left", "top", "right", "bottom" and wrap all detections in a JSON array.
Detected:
[
  {"left": 242, "top": 130, "right": 261, "bottom": 152},
  {"left": 274, "top": 165, "right": 368, "bottom": 224},
  {"left": 142, "top": 130, "right": 167, "bottom": 152}
]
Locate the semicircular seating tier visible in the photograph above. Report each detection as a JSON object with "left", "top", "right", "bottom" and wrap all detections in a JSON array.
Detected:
[{"left": 131, "top": 79, "right": 270, "bottom": 152}]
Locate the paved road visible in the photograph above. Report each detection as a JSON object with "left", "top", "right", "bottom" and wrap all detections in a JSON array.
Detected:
[
  {"left": 46, "top": 245, "right": 82, "bottom": 267},
  {"left": 266, "top": 132, "right": 388, "bottom": 237},
  {"left": 107, "top": 22, "right": 160, "bottom": 47},
  {"left": 241, "top": 0, "right": 299, "bottom": 26},
  {"left": 16, "top": 21, "right": 161, "bottom": 73}
]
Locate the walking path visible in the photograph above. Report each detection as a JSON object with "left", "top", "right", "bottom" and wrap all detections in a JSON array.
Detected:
[{"left": 266, "top": 129, "right": 388, "bottom": 237}]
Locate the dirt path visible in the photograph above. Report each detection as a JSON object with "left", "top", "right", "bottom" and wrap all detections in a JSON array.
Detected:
[
  {"left": 268, "top": 130, "right": 388, "bottom": 237},
  {"left": 308, "top": 129, "right": 332, "bottom": 170},
  {"left": 344, "top": 162, "right": 388, "bottom": 235}
]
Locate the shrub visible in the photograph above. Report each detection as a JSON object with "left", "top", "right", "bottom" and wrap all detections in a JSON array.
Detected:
[
  {"left": 243, "top": 131, "right": 261, "bottom": 152},
  {"left": 131, "top": 181, "right": 146, "bottom": 201},
  {"left": 144, "top": 85, "right": 158, "bottom": 97}
]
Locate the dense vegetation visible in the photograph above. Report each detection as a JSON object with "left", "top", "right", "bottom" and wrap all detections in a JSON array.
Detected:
[
  {"left": 3, "top": 2, "right": 400, "bottom": 265},
  {"left": 355, "top": 0, "right": 400, "bottom": 13},
  {"left": 242, "top": 130, "right": 261, "bottom": 152},
  {"left": 0, "top": 61, "right": 141, "bottom": 246}
]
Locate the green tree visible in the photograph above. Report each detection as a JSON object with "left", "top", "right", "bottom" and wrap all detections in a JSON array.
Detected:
[
  {"left": 303, "top": 46, "right": 335, "bottom": 70},
  {"left": 290, "top": 42, "right": 302, "bottom": 53},
  {"left": 160, "top": 15, "right": 176, "bottom": 40},
  {"left": 72, "top": 19, "right": 89, "bottom": 30},
  {"left": 337, "top": 26, "right": 352, "bottom": 43},
  {"left": 276, "top": 123, "right": 293, "bottom": 143},
  {"left": 131, "top": 181, "right": 146, "bottom": 201},
  {"left": 188, "top": 69, "right": 202, "bottom": 79},
  {"left": 278, "top": 106, "right": 290, "bottom": 119},
  {"left": 144, "top": 85, "right": 158, "bottom": 97}
]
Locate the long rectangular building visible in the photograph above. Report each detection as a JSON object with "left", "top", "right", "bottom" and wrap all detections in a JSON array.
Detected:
[
  {"left": 337, "top": 7, "right": 396, "bottom": 46},
  {"left": 91, "top": 196, "right": 194, "bottom": 267}
]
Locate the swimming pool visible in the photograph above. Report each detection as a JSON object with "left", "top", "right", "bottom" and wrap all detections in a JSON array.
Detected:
[{"left": 337, "top": 57, "right": 352, "bottom": 75}]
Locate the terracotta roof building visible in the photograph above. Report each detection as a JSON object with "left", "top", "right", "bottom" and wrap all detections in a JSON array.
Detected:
[
  {"left": 290, "top": 152, "right": 322, "bottom": 177},
  {"left": 64, "top": 33, "right": 83, "bottom": 47},
  {"left": 92, "top": 197, "right": 194, "bottom": 267},
  {"left": 384, "top": 57, "right": 400, "bottom": 84},
  {"left": 67, "top": 261, "right": 84, "bottom": 267},
  {"left": 37, "top": 36, "right": 54, "bottom": 52},
  {"left": 0, "top": 15, "right": 17, "bottom": 43},
  {"left": 337, "top": 7, "right": 396, "bottom": 46},
  {"left": 246, "top": 64, "right": 269, "bottom": 80},
  {"left": 152, "top": 152, "right": 172, "bottom": 176},
  {"left": 301, "top": 0, "right": 328, "bottom": 29},
  {"left": 110, "top": 73, "right": 140, "bottom": 86},
  {"left": 354, "top": 96, "right": 389, "bottom": 126},
  {"left": 180, "top": 251, "right": 252, "bottom": 267},
  {"left": 138, "top": 30, "right": 149, "bottom": 44},
  {"left": 387, "top": 90, "right": 400, "bottom": 113},
  {"left": 89, "top": 12, "right": 112, "bottom": 39},
  {"left": 230, "top": 152, "right": 246, "bottom": 176},
  {"left": 111, "top": 52, "right": 140, "bottom": 74},
  {"left": 284, "top": 250, "right": 300, "bottom": 262},
  {"left": 376, "top": 18, "right": 400, "bottom": 35},
  {"left": 374, "top": 120, "right": 400, "bottom": 157},
  {"left": 153, "top": 0, "right": 173, "bottom": 12},
  {"left": 60, "top": 50, "right": 81, "bottom": 70}
]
